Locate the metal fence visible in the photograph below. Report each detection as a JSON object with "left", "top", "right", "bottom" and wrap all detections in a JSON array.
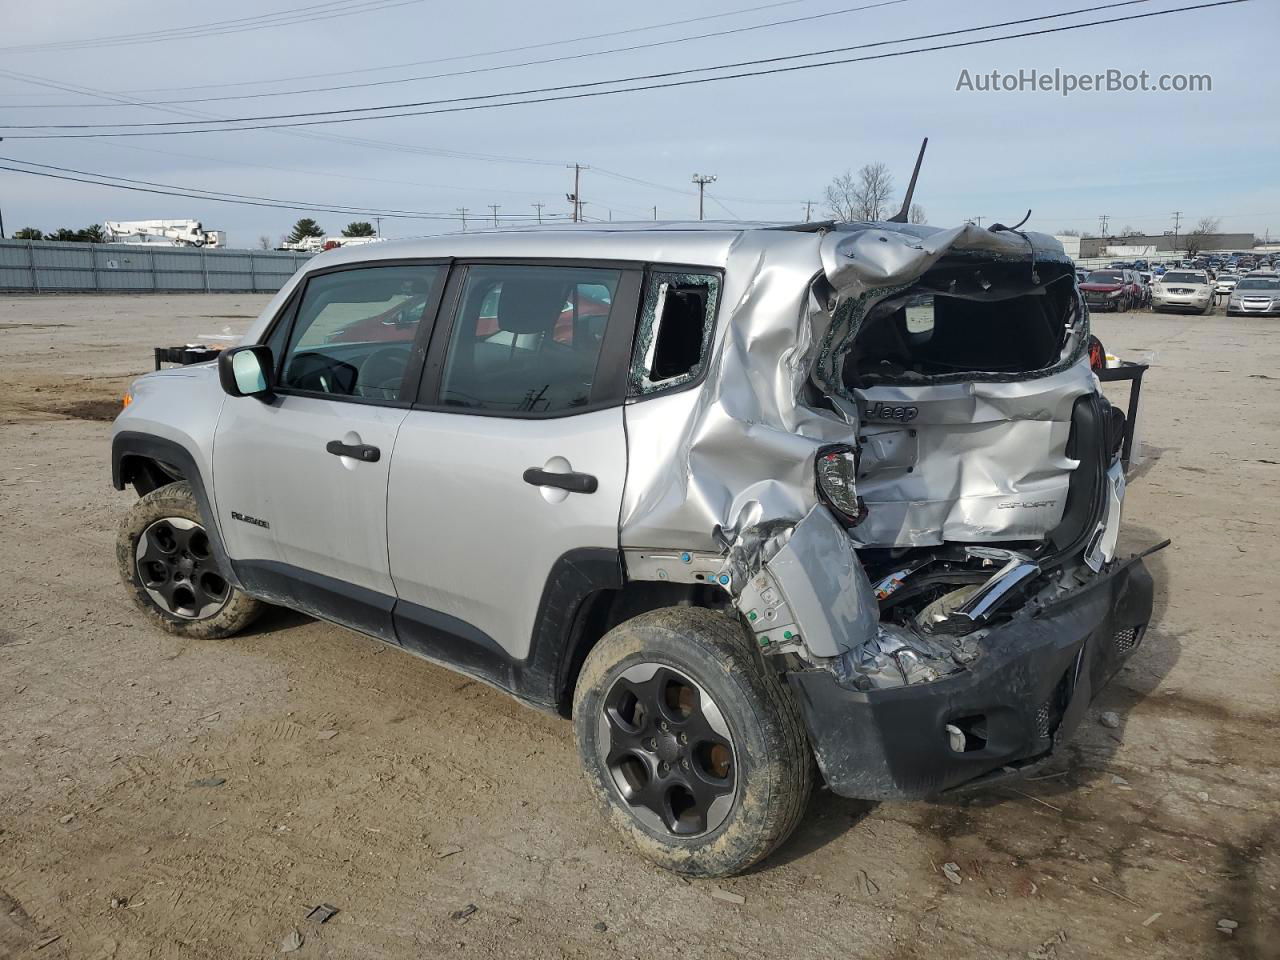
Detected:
[{"left": 0, "top": 239, "right": 313, "bottom": 294}]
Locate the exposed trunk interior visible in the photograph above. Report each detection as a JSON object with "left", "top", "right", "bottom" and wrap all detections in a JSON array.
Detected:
[{"left": 842, "top": 262, "right": 1079, "bottom": 387}]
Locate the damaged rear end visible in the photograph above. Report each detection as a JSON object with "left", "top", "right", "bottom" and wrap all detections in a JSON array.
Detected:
[
  {"left": 769, "top": 224, "right": 1156, "bottom": 798},
  {"left": 622, "top": 222, "right": 1158, "bottom": 801}
]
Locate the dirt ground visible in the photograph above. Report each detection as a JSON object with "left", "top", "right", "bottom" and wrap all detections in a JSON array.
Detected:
[{"left": 1, "top": 293, "right": 1277, "bottom": 960}]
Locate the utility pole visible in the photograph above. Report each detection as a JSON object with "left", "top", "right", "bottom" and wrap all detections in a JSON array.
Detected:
[
  {"left": 566, "top": 163, "right": 588, "bottom": 222},
  {"left": 804, "top": 200, "right": 813, "bottom": 223},
  {"left": 489, "top": 204, "right": 500, "bottom": 228},
  {"left": 652, "top": 206, "right": 658, "bottom": 221},
  {"left": 1171, "top": 210, "right": 1182, "bottom": 254},
  {"left": 1098, "top": 214, "right": 1110, "bottom": 236},
  {"left": 691, "top": 173, "right": 717, "bottom": 221},
  {"left": 532, "top": 202, "right": 545, "bottom": 224},
  {"left": 456, "top": 207, "right": 469, "bottom": 232},
  {"left": 374, "top": 216, "right": 382, "bottom": 238},
  {"left": 968, "top": 216, "right": 983, "bottom": 228}
]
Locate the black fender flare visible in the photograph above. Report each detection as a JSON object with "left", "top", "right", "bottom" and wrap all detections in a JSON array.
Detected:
[{"left": 112, "top": 430, "right": 241, "bottom": 590}]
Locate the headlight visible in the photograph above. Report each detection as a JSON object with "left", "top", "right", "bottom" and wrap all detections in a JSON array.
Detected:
[
  {"left": 1107, "top": 290, "right": 1122, "bottom": 298},
  {"left": 816, "top": 444, "right": 866, "bottom": 525},
  {"left": 1229, "top": 298, "right": 1241, "bottom": 307}
]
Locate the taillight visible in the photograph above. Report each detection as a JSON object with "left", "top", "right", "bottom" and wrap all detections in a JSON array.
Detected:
[
  {"left": 1087, "top": 334, "right": 1106, "bottom": 373},
  {"left": 815, "top": 444, "right": 866, "bottom": 525}
]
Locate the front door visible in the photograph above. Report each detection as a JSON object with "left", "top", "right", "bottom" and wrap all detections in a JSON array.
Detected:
[
  {"left": 387, "top": 262, "right": 640, "bottom": 678},
  {"left": 212, "top": 262, "right": 447, "bottom": 638}
]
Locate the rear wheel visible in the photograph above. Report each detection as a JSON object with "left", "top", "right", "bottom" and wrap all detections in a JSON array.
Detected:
[
  {"left": 573, "top": 607, "right": 812, "bottom": 877},
  {"left": 116, "top": 481, "right": 264, "bottom": 638}
]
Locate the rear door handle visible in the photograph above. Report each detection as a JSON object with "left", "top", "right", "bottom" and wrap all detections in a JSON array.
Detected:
[
  {"left": 326, "top": 440, "right": 381, "bottom": 463},
  {"left": 522, "top": 467, "right": 598, "bottom": 494}
]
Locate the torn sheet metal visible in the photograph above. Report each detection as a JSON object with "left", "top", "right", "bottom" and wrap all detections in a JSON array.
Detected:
[
  {"left": 619, "top": 222, "right": 1087, "bottom": 554},
  {"left": 851, "top": 360, "right": 1096, "bottom": 548},
  {"left": 733, "top": 505, "right": 879, "bottom": 659}
]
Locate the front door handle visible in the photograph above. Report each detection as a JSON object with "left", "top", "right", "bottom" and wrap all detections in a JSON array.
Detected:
[
  {"left": 326, "top": 440, "right": 381, "bottom": 463},
  {"left": 522, "top": 467, "right": 598, "bottom": 494}
]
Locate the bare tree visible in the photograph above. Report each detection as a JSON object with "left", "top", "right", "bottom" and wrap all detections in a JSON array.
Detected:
[
  {"left": 1119, "top": 225, "right": 1142, "bottom": 237},
  {"left": 824, "top": 170, "right": 860, "bottom": 221},
  {"left": 825, "top": 162, "right": 895, "bottom": 222},
  {"left": 909, "top": 203, "right": 927, "bottom": 224},
  {"left": 1057, "top": 229, "right": 1082, "bottom": 237},
  {"left": 257, "top": 234, "right": 272, "bottom": 250},
  {"left": 1183, "top": 216, "right": 1221, "bottom": 258}
]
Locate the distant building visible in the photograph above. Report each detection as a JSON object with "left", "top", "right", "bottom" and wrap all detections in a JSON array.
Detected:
[
  {"left": 1053, "top": 235, "right": 1081, "bottom": 259},
  {"left": 1078, "top": 232, "right": 1256, "bottom": 259}
]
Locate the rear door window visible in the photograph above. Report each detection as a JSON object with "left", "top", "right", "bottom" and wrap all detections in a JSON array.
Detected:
[
  {"left": 630, "top": 270, "right": 720, "bottom": 395},
  {"left": 436, "top": 264, "right": 622, "bottom": 415}
]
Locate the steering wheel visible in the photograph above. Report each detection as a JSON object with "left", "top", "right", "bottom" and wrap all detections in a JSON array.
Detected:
[{"left": 358, "top": 346, "right": 410, "bottom": 398}]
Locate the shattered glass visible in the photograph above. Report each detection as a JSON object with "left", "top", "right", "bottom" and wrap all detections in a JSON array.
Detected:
[{"left": 629, "top": 271, "right": 721, "bottom": 395}]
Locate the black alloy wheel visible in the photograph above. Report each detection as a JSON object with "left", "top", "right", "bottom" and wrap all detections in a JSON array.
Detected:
[
  {"left": 135, "top": 517, "right": 230, "bottom": 620},
  {"left": 598, "top": 663, "right": 737, "bottom": 837}
]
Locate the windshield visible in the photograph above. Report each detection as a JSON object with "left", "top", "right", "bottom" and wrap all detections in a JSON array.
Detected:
[
  {"left": 1162, "top": 272, "right": 1205, "bottom": 284},
  {"left": 1236, "top": 278, "right": 1280, "bottom": 291},
  {"left": 1086, "top": 271, "right": 1123, "bottom": 284}
]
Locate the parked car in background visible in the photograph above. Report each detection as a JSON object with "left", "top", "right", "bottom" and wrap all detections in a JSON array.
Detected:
[
  {"left": 1151, "top": 270, "right": 1214, "bottom": 314},
  {"left": 1080, "top": 268, "right": 1144, "bottom": 312},
  {"left": 1226, "top": 275, "right": 1280, "bottom": 316},
  {"left": 1215, "top": 273, "right": 1241, "bottom": 299}
]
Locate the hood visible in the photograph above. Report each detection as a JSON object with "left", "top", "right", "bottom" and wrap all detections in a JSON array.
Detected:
[{"left": 1079, "top": 281, "right": 1123, "bottom": 292}]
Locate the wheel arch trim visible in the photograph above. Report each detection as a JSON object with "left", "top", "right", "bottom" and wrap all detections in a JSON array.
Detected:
[{"left": 112, "top": 430, "right": 242, "bottom": 590}]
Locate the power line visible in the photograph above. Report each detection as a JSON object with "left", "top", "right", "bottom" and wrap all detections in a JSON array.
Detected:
[
  {"left": 10, "top": 0, "right": 911, "bottom": 108},
  {"left": 0, "top": 0, "right": 815, "bottom": 96},
  {"left": 2, "top": 0, "right": 1242, "bottom": 139},
  {"left": 0, "top": 156, "right": 654, "bottom": 229},
  {"left": 0, "top": 67, "right": 571, "bottom": 172},
  {"left": 0, "top": 0, "right": 430, "bottom": 54},
  {"left": 0, "top": 157, "right": 545, "bottom": 221}
]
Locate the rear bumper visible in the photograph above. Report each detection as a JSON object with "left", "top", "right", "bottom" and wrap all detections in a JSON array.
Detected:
[{"left": 787, "top": 557, "right": 1154, "bottom": 800}]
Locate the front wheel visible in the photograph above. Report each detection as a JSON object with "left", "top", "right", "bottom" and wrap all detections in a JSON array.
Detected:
[
  {"left": 573, "top": 607, "right": 812, "bottom": 877},
  {"left": 116, "top": 481, "right": 264, "bottom": 638}
]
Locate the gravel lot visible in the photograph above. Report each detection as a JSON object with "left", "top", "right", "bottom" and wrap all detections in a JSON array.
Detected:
[{"left": 1, "top": 293, "right": 1277, "bottom": 960}]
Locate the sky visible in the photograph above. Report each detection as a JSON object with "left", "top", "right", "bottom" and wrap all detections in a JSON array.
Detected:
[{"left": 1, "top": 0, "right": 1277, "bottom": 248}]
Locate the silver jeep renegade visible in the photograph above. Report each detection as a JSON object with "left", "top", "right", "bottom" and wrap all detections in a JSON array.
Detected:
[{"left": 112, "top": 220, "right": 1156, "bottom": 876}]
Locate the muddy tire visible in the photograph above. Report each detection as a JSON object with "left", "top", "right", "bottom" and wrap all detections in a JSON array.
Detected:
[
  {"left": 116, "top": 481, "right": 264, "bottom": 639},
  {"left": 573, "top": 607, "right": 812, "bottom": 877}
]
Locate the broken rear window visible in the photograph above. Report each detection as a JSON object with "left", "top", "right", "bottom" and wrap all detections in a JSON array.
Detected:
[
  {"left": 629, "top": 270, "right": 720, "bottom": 395},
  {"left": 842, "top": 263, "right": 1079, "bottom": 387}
]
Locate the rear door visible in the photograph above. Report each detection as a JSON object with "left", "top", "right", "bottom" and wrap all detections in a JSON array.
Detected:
[
  {"left": 212, "top": 262, "right": 447, "bottom": 638},
  {"left": 386, "top": 261, "right": 640, "bottom": 676}
]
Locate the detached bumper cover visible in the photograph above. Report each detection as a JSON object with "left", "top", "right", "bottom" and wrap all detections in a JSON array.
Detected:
[{"left": 787, "top": 556, "right": 1154, "bottom": 800}]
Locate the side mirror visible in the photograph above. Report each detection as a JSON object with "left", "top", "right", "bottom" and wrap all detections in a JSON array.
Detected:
[{"left": 218, "top": 345, "right": 275, "bottom": 399}]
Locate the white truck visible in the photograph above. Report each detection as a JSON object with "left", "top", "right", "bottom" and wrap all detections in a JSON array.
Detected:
[{"left": 105, "top": 220, "right": 226, "bottom": 248}]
